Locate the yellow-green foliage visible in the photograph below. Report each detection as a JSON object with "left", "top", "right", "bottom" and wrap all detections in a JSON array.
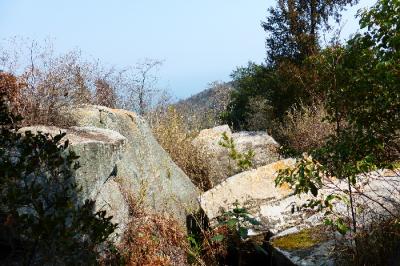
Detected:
[
  {"left": 218, "top": 131, "right": 255, "bottom": 174},
  {"left": 271, "top": 227, "right": 326, "bottom": 250}
]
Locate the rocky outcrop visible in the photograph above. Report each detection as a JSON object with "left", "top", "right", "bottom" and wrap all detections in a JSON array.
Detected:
[
  {"left": 200, "top": 159, "right": 400, "bottom": 265},
  {"left": 198, "top": 158, "right": 319, "bottom": 236},
  {"left": 193, "top": 125, "right": 280, "bottom": 185},
  {"left": 199, "top": 159, "right": 295, "bottom": 224},
  {"left": 20, "top": 105, "right": 200, "bottom": 236}
]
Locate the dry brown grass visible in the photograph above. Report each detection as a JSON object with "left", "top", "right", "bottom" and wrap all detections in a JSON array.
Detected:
[
  {"left": 151, "top": 107, "right": 213, "bottom": 191},
  {"left": 333, "top": 218, "right": 400, "bottom": 266},
  {"left": 200, "top": 226, "right": 230, "bottom": 265},
  {"left": 116, "top": 187, "right": 189, "bottom": 266},
  {"left": 273, "top": 102, "right": 335, "bottom": 154}
]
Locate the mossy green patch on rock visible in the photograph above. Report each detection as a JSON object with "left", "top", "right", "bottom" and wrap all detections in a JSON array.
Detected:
[{"left": 271, "top": 226, "right": 327, "bottom": 250}]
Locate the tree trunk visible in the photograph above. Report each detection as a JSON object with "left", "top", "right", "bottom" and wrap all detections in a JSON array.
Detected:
[{"left": 309, "top": 0, "right": 318, "bottom": 55}]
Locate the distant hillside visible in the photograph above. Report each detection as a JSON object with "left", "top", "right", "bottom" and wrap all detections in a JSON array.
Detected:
[{"left": 175, "top": 81, "right": 234, "bottom": 130}]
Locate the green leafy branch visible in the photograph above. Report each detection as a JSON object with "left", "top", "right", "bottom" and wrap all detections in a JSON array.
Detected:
[
  {"left": 218, "top": 132, "right": 255, "bottom": 174},
  {"left": 214, "top": 201, "right": 261, "bottom": 242},
  {"left": 275, "top": 154, "right": 324, "bottom": 197}
]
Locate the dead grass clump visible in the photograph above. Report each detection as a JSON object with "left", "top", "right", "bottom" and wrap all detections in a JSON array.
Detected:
[
  {"left": 273, "top": 102, "right": 335, "bottom": 154},
  {"left": 117, "top": 187, "right": 189, "bottom": 266},
  {"left": 151, "top": 107, "right": 213, "bottom": 191},
  {"left": 120, "top": 213, "right": 188, "bottom": 266},
  {"left": 94, "top": 79, "right": 118, "bottom": 108}
]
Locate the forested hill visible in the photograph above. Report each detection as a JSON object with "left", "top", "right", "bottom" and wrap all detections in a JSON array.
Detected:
[{"left": 174, "top": 81, "right": 234, "bottom": 130}]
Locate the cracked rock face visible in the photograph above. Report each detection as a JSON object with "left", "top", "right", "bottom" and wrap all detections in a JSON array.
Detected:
[{"left": 20, "top": 105, "right": 200, "bottom": 237}]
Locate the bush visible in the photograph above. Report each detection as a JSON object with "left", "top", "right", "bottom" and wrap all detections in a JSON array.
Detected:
[
  {"left": 151, "top": 107, "right": 213, "bottom": 191},
  {"left": 218, "top": 132, "right": 255, "bottom": 175},
  {"left": 336, "top": 219, "right": 400, "bottom": 266},
  {"left": 0, "top": 94, "right": 116, "bottom": 265},
  {"left": 0, "top": 72, "right": 24, "bottom": 114},
  {"left": 222, "top": 62, "right": 272, "bottom": 130},
  {"left": 222, "top": 60, "right": 321, "bottom": 131},
  {"left": 273, "top": 102, "right": 335, "bottom": 155},
  {"left": 186, "top": 204, "right": 268, "bottom": 266}
]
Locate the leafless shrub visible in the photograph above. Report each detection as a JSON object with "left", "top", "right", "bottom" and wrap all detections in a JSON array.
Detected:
[
  {"left": 116, "top": 186, "right": 189, "bottom": 266},
  {"left": 323, "top": 169, "right": 400, "bottom": 265},
  {"left": 0, "top": 39, "right": 95, "bottom": 125},
  {"left": 122, "top": 59, "right": 163, "bottom": 115},
  {"left": 94, "top": 79, "right": 118, "bottom": 108},
  {"left": 273, "top": 102, "right": 335, "bottom": 153},
  {"left": 0, "top": 38, "right": 166, "bottom": 126}
]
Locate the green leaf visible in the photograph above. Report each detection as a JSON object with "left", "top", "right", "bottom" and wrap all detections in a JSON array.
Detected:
[
  {"left": 246, "top": 217, "right": 261, "bottom": 226},
  {"left": 238, "top": 227, "right": 248, "bottom": 239},
  {"left": 336, "top": 219, "right": 350, "bottom": 235},
  {"left": 254, "top": 245, "right": 269, "bottom": 257},
  {"left": 226, "top": 218, "right": 238, "bottom": 228},
  {"left": 211, "top": 234, "right": 225, "bottom": 243}
]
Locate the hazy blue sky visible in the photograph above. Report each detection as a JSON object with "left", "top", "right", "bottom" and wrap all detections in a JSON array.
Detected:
[{"left": 0, "top": 0, "right": 376, "bottom": 99}]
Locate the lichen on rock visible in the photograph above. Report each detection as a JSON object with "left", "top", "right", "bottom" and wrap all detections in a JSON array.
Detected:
[{"left": 271, "top": 226, "right": 328, "bottom": 250}]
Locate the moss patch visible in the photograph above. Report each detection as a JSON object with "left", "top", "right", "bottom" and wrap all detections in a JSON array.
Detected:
[{"left": 271, "top": 227, "right": 327, "bottom": 250}]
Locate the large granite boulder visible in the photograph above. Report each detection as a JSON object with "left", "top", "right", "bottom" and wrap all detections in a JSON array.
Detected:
[
  {"left": 20, "top": 105, "right": 200, "bottom": 236},
  {"left": 193, "top": 124, "right": 280, "bottom": 186},
  {"left": 199, "top": 159, "right": 297, "bottom": 230},
  {"left": 19, "top": 126, "right": 126, "bottom": 201}
]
